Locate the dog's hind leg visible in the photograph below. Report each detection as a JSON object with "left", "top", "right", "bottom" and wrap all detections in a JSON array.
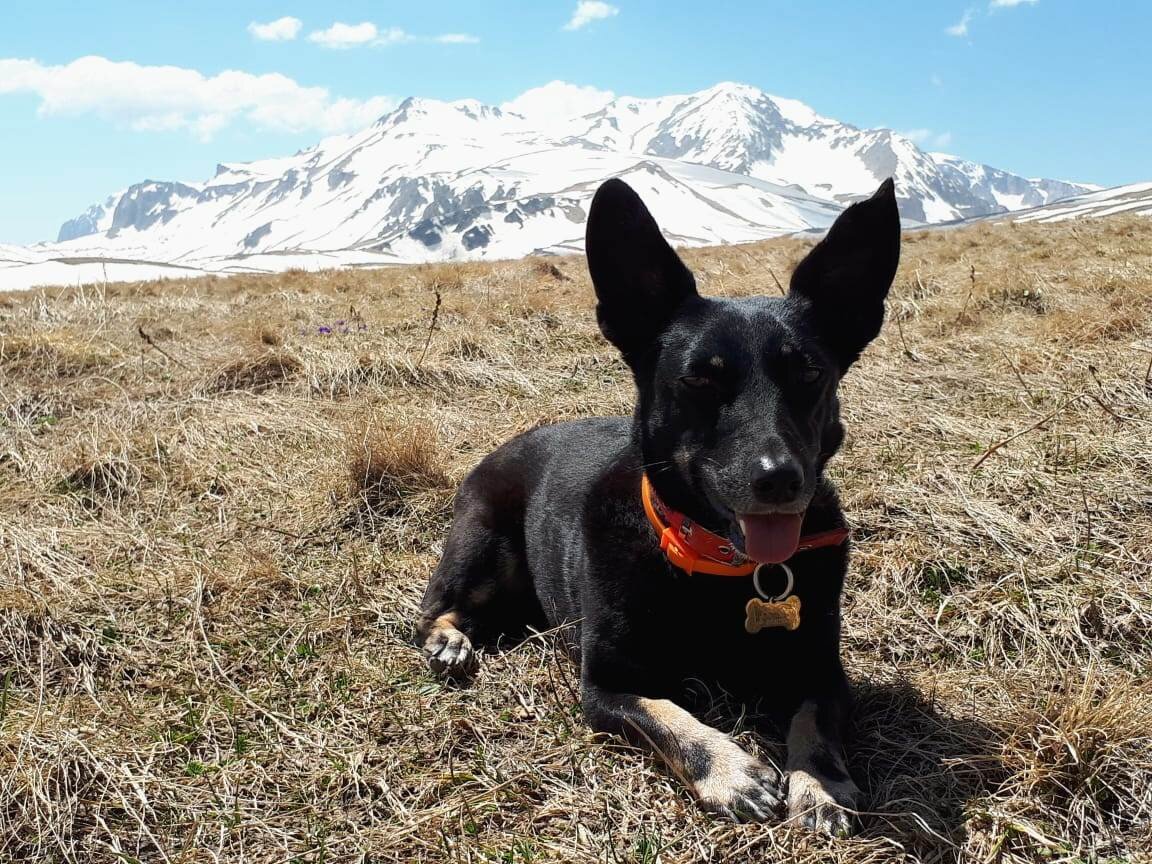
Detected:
[
  {"left": 416, "top": 478, "right": 539, "bottom": 679},
  {"left": 420, "top": 610, "right": 476, "bottom": 679}
]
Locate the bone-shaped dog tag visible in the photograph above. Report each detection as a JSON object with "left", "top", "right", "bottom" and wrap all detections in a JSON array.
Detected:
[{"left": 744, "top": 595, "right": 801, "bottom": 633}]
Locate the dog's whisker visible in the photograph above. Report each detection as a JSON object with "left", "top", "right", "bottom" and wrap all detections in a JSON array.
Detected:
[{"left": 629, "top": 460, "right": 674, "bottom": 474}]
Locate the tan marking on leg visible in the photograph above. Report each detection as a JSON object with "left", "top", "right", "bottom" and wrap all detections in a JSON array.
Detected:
[
  {"left": 636, "top": 698, "right": 780, "bottom": 821},
  {"left": 417, "top": 609, "right": 459, "bottom": 642},
  {"left": 785, "top": 700, "right": 860, "bottom": 836}
]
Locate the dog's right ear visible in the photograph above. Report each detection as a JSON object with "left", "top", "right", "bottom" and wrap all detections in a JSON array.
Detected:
[{"left": 585, "top": 179, "right": 698, "bottom": 359}]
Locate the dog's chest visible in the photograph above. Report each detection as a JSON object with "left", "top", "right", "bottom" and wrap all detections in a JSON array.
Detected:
[{"left": 632, "top": 564, "right": 833, "bottom": 686}]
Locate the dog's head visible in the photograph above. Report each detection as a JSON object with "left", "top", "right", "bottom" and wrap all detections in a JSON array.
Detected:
[{"left": 585, "top": 178, "right": 900, "bottom": 563}]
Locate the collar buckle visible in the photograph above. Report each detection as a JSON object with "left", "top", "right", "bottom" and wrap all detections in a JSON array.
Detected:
[{"left": 660, "top": 527, "right": 701, "bottom": 574}]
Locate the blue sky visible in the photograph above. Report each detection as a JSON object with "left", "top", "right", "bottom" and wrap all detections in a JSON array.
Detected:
[{"left": 1, "top": 0, "right": 1148, "bottom": 244}]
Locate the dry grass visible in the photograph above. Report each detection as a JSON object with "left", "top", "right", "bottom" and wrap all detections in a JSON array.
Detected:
[
  {"left": 210, "top": 349, "right": 304, "bottom": 393},
  {"left": 343, "top": 420, "right": 453, "bottom": 531},
  {"left": 1, "top": 215, "right": 1151, "bottom": 863}
]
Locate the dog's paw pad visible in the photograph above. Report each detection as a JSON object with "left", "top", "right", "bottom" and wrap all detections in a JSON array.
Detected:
[
  {"left": 423, "top": 624, "right": 476, "bottom": 679},
  {"left": 786, "top": 770, "right": 859, "bottom": 837}
]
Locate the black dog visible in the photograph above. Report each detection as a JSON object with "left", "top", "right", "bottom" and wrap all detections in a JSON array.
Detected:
[{"left": 417, "top": 177, "right": 900, "bottom": 835}]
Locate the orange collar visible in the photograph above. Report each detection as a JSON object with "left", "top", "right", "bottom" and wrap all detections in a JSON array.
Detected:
[{"left": 641, "top": 474, "right": 850, "bottom": 577}]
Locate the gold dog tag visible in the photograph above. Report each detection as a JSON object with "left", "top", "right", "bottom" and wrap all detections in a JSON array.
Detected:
[{"left": 744, "top": 595, "right": 802, "bottom": 633}]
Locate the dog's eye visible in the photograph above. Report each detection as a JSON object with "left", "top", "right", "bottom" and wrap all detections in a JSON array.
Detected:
[{"left": 680, "top": 375, "right": 716, "bottom": 390}]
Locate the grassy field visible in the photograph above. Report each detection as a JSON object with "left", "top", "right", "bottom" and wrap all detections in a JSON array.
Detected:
[{"left": 2, "top": 215, "right": 1151, "bottom": 864}]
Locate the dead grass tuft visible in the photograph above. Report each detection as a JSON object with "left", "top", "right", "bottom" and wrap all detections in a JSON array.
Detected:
[
  {"left": 531, "top": 257, "right": 572, "bottom": 282},
  {"left": 0, "top": 333, "right": 119, "bottom": 377},
  {"left": 259, "top": 326, "right": 283, "bottom": 346},
  {"left": 347, "top": 419, "right": 451, "bottom": 514},
  {"left": 58, "top": 456, "right": 142, "bottom": 505},
  {"left": 210, "top": 349, "right": 302, "bottom": 392},
  {"left": 999, "top": 677, "right": 1152, "bottom": 836}
]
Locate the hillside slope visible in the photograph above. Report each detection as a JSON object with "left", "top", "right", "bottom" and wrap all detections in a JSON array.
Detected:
[
  {"left": 987, "top": 180, "right": 1152, "bottom": 223},
  {"left": 2, "top": 215, "right": 1150, "bottom": 863}
]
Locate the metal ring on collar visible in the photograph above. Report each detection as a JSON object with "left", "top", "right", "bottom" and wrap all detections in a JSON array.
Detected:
[{"left": 753, "top": 562, "right": 794, "bottom": 602}]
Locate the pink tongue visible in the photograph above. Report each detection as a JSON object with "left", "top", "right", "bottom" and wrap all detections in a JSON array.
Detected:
[{"left": 740, "top": 513, "right": 804, "bottom": 564}]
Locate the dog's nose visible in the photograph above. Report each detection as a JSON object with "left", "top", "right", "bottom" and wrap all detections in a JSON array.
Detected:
[{"left": 750, "top": 458, "right": 803, "bottom": 504}]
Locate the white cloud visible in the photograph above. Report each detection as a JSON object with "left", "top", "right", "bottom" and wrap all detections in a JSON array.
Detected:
[
  {"left": 248, "top": 16, "right": 303, "bottom": 42},
  {"left": 0, "top": 55, "right": 394, "bottom": 140},
  {"left": 376, "top": 27, "right": 418, "bottom": 46},
  {"left": 502, "top": 81, "right": 615, "bottom": 121},
  {"left": 564, "top": 1, "right": 619, "bottom": 31},
  {"left": 945, "top": 1, "right": 1036, "bottom": 40},
  {"left": 900, "top": 128, "right": 953, "bottom": 149},
  {"left": 946, "top": 9, "right": 975, "bottom": 36},
  {"left": 307, "top": 21, "right": 383, "bottom": 49},
  {"left": 306, "top": 22, "right": 477, "bottom": 48}
]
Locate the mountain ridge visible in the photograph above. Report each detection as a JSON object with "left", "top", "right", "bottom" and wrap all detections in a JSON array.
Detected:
[{"left": 45, "top": 81, "right": 1095, "bottom": 268}]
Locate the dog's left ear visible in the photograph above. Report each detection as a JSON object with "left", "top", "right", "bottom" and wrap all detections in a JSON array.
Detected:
[
  {"left": 585, "top": 179, "right": 699, "bottom": 360},
  {"left": 789, "top": 178, "right": 901, "bottom": 372}
]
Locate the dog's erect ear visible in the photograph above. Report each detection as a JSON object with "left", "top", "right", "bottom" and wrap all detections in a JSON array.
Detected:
[
  {"left": 789, "top": 178, "right": 901, "bottom": 372},
  {"left": 585, "top": 179, "right": 698, "bottom": 359}
]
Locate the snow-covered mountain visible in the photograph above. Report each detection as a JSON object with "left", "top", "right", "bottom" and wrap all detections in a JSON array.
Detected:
[
  {"left": 976, "top": 181, "right": 1152, "bottom": 223},
  {"left": 57, "top": 194, "right": 121, "bottom": 243},
  {"left": 4, "top": 82, "right": 1103, "bottom": 290}
]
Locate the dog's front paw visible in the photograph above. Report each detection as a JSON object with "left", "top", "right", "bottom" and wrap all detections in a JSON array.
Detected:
[
  {"left": 690, "top": 738, "right": 783, "bottom": 823},
  {"left": 785, "top": 769, "right": 860, "bottom": 837}
]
